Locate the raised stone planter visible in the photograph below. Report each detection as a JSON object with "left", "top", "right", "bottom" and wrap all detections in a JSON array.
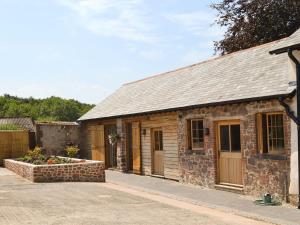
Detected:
[{"left": 4, "top": 158, "right": 105, "bottom": 183}]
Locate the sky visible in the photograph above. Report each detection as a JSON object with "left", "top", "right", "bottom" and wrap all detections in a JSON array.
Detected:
[{"left": 0, "top": 0, "right": 224, "bottom": 104}]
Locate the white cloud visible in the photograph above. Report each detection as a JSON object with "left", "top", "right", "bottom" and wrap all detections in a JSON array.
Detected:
[
  {"left": 57, "top": 0, "right": 157, "bottom": 43},
  {"left": 166, "top": 11, "right": 224, "bottom": 37},
  {"left": 165, "top": 11, "right": 224, "bottom": 64}
]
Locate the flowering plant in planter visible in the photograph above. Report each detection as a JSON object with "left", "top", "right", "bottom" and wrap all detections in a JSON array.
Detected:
[
  {"left": 65, "top": 145, "right": 80, "bottom": 158},
  {"left": 17, "top": 146, "right": 74, "bottom": 165},
  {"left": 108, "top": 132, "right": 120, "bottom": 146}
]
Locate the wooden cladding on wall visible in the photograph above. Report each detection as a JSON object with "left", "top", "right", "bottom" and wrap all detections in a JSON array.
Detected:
[
  {"left": 132, "top": 122, "right": 141, "bottom": 174},
  {"left": 140, "top": 113, "right": 179, "bottom": 180},
  {"left": 0, "top": 131, "right": 29, "bottom": 165}
]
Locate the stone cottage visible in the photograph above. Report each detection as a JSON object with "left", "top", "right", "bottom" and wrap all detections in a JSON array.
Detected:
[{"left": 79, "top": 29, "right": 300, "bottom": 205}]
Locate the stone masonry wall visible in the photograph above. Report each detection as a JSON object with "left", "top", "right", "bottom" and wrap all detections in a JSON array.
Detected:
[
  {"left": 117, "top": 119, "right": 127, "bottom": 171},
  {"left": 4, "top": 158, "right": 105, "bottom": 182},
  {"left": 4, "top": 159, "right": 34, "bottom": 181},
  {"left": 36, "top": 122, "right": 80, "bottom": 156},
  {"left": 178, "top": 99, "right": 291, "bottom": 201}
]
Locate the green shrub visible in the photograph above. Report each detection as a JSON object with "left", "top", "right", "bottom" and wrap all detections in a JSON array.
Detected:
[
  {"left": 52, "top": 157, "right": 61, "bottom": 164},
  {"left": 60, "top": 157, "right": 72, "bottom": 163},
  {"left": 38, "top": 154, "right": 46, "bottom": 161},
  {"left": 27, "top": 146, "right": 42, "bottom": 160},
  {"left": 23, "top": 155, "right": 32, "bottom": 162},
  {"left": 65, "top": 146, "right": 79, "bottom": 158},
  {"left": 46, "top": 157, "right": 70, "bottom": 164},
  {"left": 17, "top": 146, "right": 77, "bottom": 165},
  {"left": 32, "top": 160, "right": 44, "bottom": 165},
  {"left": 0, "top": 124, "right": 21, "bottom": 131},
  {"left": 18, "top": 146, "right": 44, "bottom": 164}
]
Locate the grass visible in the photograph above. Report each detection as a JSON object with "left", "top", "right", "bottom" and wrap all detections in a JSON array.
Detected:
[{"left": 0, "top": 124, "right": 22, "bottom": 131}]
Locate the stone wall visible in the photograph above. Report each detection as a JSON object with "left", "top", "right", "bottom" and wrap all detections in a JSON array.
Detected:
[
  {"left": 4, "top": 158, "right": 34, "bottom": 181},
  {"left": 178, "top": 99, "right": 291, "bottom": 201},
  {"left": 178, "top": 114, "right": 216, "bottom": 188},
  {"left": 117, "top": 118, "right": 127, "bottom": 171},
  {"left": 36, "top": 122, "right": 80, "bottom": 156},
  {"left": 4, "top": 158, "right": 105, "bottom": 182},
  {"left": 79, "top": 99, "right": 293, "bottom": 202}
]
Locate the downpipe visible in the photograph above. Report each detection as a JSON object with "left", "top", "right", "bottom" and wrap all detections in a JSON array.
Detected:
[{"left": 287, "top": 49, "right": 300, "bottom": 209}]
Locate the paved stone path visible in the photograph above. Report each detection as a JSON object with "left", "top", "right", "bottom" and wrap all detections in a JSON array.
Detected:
[
  {"left": 0, "top": 167, "right": 272, "bottom": 225},
  {"left": 106, "top": 170, "right": 300, "bottom": 225}
]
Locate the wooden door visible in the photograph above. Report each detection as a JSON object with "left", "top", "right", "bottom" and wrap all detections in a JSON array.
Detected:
[
  {"left": 126, "top": 123, "right": 133, "bottom": 171},
  {"left": 91, "top": 125, "right": 105, "bottom": 162},
  {"left": 132, "top": 122, "right": 141, "bottom": 174},
  {"left": 217, "top": 121, "right": 243, "bottom": 186},
  {"left": 152, "top": 129, "right": 164, "bottom": 176}
]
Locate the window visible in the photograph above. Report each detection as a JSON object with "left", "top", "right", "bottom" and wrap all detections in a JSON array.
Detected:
[
  {"left": 219, "top": 123, "right": 241, "bottom": 152},
  {"left": 154, "top": 130, "right": 163, "bottom": 151},
  {"left": 256, "top": 113, "right": 284, "bottom": 154},
  {"left": 187, "top": 119, "right": 204, "bottom": 150}
]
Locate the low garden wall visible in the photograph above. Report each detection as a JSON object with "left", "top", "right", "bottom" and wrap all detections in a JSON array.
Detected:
[{"left": 4, "top": 158, "right": 105, "bottom": 183}]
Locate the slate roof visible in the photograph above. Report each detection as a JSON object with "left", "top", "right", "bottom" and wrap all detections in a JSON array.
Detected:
[
  {"left": 0, "top": 117, "right": 35, "bottom": 132},
  {"left": 270, "top": 28, "right": 300, "bottom": 54},
  {"left": 79, "top": 40, "right": 292, "bottom": 121}
]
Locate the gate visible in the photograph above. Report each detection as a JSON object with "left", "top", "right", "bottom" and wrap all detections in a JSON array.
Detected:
[{"left": 0, "top": 131, "right": 29, "bottom": 165}]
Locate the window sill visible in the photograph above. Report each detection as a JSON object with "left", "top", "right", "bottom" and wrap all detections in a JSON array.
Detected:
[
  {"left": 186, "top": 149, "right": 206, "bottom": 155},
  {"left": 256, "top": 153, "right": 287, "bottom": 161}
]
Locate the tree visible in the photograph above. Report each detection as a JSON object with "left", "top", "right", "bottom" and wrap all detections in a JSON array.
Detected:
[
  {"left": 211, "top": 0, "right": 300, "bottom": 54},
  {"left": 0, "top": 94, "right": 94, "bottom": 121}
]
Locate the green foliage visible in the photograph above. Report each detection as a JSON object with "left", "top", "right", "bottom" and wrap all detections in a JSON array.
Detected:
[
  {"left": 108, "top": 132, "right": 120, "bottom": 146},
  {"left": 32, "top": 160, "right": 44, "bottom": 165},
  {"left": 27, "top": 146, "right": 43, "bottom": 159},
  {"left": 65, "top": 146, "right": 80, "bottom": 158},
  {"left": 18, "top": 146, "right": 73, "bottom": 165},
  {"left": 18, "top": 155, "right": 32, "bottom": 162},
  {"left": 211, "top": 0, "right": 300, "bottom": 54},
  {"left": 0, "top": 94, "right": 94, "bottom": 122},
  {"left": 18, "top": 146, "right": 44, "bottom": 164},
  {"left": 47, "top": 157, "right": 71, "bottom": 165},
  {"left": 0, "top": 124, "right": 21, "bottom": 130}
]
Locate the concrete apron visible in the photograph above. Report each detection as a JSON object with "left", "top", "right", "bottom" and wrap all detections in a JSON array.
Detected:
[
  {"left": 105, "top": 170, "right": 300, "bottom": 225},
  {"left": 102, "top": 183, "right": 271, "bottom": 225}
]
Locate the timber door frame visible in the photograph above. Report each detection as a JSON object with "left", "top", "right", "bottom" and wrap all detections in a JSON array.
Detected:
[
  {"left": 151, "top": 128, "right": 164, "bottom": 176},
  {"left": 132, "top": 121, "right": 141, "bottom": 174},
  {"left": 215, "top": 120, "right": 243, "bottom": 186}
]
